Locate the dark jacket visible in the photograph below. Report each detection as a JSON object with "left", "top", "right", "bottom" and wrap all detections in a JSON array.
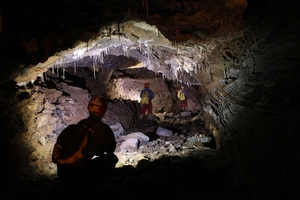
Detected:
[
  {"left": 140, "top": 88, "right": 155, "bottom": 101},
  {"left": 77, "top": 114, "right": 117, "bottom": 158}
]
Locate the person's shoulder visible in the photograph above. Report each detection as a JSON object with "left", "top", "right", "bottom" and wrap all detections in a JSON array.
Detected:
[
  {"left": 92, "top": 120, "right": 108, "bottom": 130},
  {"left": 100, "top": 122, "right": 114, "bottom": 134},
  {"left": 77, "top": 118, "right": 88, "bottom": 125}
]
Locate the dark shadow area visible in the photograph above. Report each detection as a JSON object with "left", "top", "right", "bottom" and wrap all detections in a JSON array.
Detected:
[{"left": 2, "top": 153, "right": 255, "bottom": 200}]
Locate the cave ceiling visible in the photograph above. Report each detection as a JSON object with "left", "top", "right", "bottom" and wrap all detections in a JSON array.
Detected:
[{"left": 0, "top": 0, "right": 248, "bottom": 87}]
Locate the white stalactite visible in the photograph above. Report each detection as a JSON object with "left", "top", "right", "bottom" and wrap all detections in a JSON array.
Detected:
[
  {"left": 146, "top": 43, "right": 150, "bottom": 61},
  {"left": 105, "top": 47, "right": 109, "bottom": 56},
  {"left": 139, "top": 42, "right": 142, "bottom": 52},
  {"left": 99, "top": 51, "right": 104, "bottom": 63},
  {"left": 62, "top": 68, "right": 65, "bottom": 80},
  {"left": 56, "top": 65, "right": 59, "bottom": 78}
]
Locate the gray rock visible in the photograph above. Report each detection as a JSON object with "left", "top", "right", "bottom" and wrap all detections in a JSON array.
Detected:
[{"left": 156, "top": 127, "right": 173, "bottom": 137}]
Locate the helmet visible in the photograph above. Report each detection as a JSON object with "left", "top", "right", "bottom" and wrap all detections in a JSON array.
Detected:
[
  {"left": 87, "top": 96, "right": 108, "bottom": 116},
  {"left": 144, "top": 82, "right": 149, "bottom": 88}
]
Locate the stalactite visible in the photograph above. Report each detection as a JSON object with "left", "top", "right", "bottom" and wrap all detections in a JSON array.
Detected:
[
  {"left": 139, "top": 42, "right": 141, "bottom": 52},
  {"left": 141, "top": 0, "right": 148, "bottom": 15},
  {"left": 93, "top": 66, "right": 96, "bottom": 79},
  {"left": 146, "top": 44, "right": 150, "bottom": 61},
  {"left": 62, "top": 68, "right": 65, "bottom": 80},
  {"left": 99, "top": 52, "right": 102, "bottom": 64},
  {"left": 105, "top": 47, "right": 109, "bottom": 57},
  {"left": 56, "top": 65, "right": 59, "bottom": 78},
  {"left": 74, "top": 61, "right": 76, "bottom": 73}
]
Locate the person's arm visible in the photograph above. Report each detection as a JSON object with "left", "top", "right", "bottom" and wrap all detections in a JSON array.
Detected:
[
  {"left": 150, "top": 90, "right": 155, "bottom": 100},
  {"left": 177, "top": 90, "right": 182, "bottom": 98},
  {"left": 184, "top": 91, "right": 188, "bottom": 98},
  {"left": 103, "top": 124, "right": 117, "bottom": 154}
]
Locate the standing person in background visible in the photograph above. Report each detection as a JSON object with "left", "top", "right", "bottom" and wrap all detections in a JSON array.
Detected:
[
  {"left": 139, "top": 82, "right": 155, "bottom": 124},
  {"left": 178, "top": 86, "right": 188, "bottom": 111}
]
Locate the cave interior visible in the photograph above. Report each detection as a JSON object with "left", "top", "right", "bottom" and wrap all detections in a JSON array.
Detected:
[{"left": 0, "top": 0, "right": 300, "bottom": 199}]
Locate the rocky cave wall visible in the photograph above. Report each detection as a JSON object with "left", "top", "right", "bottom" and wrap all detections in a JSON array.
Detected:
[
  {"left": 0, "top": 0, "right": 300, "bottom": 198},
  {"left": 211, "top": 2, "right": 300, "bottom": 196}
]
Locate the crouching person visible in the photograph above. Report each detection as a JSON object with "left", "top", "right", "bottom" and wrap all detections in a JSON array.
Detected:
[{"left": 52, "top": 96, "right": 118, "bottom": 185}]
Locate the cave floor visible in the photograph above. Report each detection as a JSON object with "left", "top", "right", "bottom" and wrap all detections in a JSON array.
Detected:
[{"left": 1, "top": 117, "right": 254, "bottom": 200}]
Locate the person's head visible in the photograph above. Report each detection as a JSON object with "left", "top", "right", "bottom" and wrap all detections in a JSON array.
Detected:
[
  {"left": 87, "top": 96, "right": 108, "bottom": 117},
  {"left": 181, "top": 86, "right": 184, "bottom": 90},
  {"left": 144, "top": 82, "right": 149, "bottom": 88}
]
